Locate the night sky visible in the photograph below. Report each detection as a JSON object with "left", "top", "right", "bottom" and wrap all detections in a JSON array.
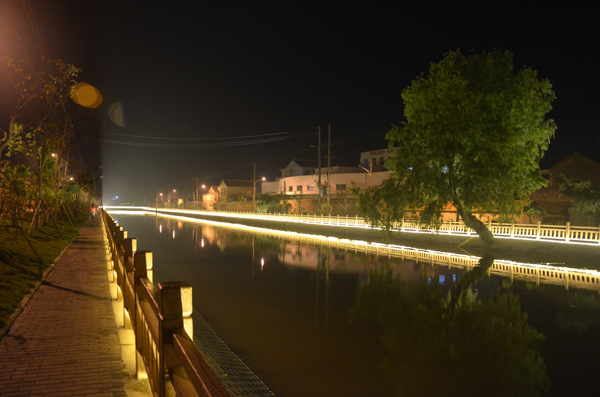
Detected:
[{"left": 1, "top": 1, "right": 599, "bottom": 204}]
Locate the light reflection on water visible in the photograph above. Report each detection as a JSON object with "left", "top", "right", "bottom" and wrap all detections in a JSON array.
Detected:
[{"left": 113, "top": 213, "right": 600, "bottom": 397}]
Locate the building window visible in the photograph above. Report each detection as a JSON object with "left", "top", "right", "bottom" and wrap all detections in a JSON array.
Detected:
[
  {"left": 288, "top": 186, "right": 293, "bottom": 192},
  {"left": 364, "top": 159, "right": 369, "bottom": 167},
  {"left": 380, "top": 157, "right": 384, "bottom": 166},
  {"left": 336, "top": 184, "right": 347, "bottom": 191},
  {"left": 297, "top": 185, "right": 303, "bottom": 192},
  {"left": 307, "top": 185, "right": 316, "bottom": 191}
]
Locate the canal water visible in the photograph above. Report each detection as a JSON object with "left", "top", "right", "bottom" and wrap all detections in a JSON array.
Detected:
[{"left": 112, "top": 212, "right": 600, "bottom": 397}]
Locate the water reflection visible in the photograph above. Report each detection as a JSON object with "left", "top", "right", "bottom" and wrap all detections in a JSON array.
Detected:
[
  {"left": 351, "top": 255, "right": 551, "bottom": 396},
  {"left": 111, "top": 212, "right": 600, "bottom": 397}
]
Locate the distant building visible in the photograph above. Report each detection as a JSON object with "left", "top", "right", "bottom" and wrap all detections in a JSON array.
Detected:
[
  {"left": 218, "top": 180, "right": 256, "bottom": 198},
  {"left": 261, "top": 156, "right": 393, "bottom": 196},
  {"left": 359, "top": 147, "right": 398, "bottom": 170},
  {"left": 202, "top": 185, "right": 219, "bottom": 210},
  {"left": 530, "top": 152, "right": 600, "bottom": 225},
  {"left": 279, "top": 158, "right": 318, "bottom": 177}
]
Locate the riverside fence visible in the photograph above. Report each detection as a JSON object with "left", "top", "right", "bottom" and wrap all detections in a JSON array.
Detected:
[
  {"left": 104, "top": 206, "right": 600, "bottom": 246},
  {"left": 102, "top": 210, "right": 229, "bottom": 397}
]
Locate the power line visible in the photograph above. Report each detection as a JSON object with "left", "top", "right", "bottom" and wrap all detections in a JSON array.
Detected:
[
  {"left": 100, "top": 128, "right": 317, "bottom": 148},
  {"left": 101, "top": 127, "right": 317, "bottom": 141}
]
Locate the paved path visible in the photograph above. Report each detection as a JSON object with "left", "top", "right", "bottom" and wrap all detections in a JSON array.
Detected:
[{"left": 0, "top": 219, "right": 127, "bottom": 397}]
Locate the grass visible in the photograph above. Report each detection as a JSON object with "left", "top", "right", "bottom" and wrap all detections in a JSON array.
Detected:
[{"left": 0, "top": 215, "right": 88, "bottom": 328}]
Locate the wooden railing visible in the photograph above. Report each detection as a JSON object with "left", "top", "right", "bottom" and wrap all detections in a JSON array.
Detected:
[{"left": 102, "top": 210, "right": 229, "bottom": 397}]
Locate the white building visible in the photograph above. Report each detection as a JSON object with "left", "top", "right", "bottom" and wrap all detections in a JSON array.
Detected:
[
  {"left": 359, "top": 147, "right": 398, "bottom": 170},
  {"left": 261, "top": 157, "right": 392, "bottom": 196}
]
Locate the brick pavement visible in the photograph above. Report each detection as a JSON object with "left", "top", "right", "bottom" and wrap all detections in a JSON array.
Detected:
[{"left": 0, "top": 218, "right": 127, "bottom": 397}]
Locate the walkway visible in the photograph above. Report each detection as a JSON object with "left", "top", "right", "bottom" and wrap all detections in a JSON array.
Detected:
[{"left": 0, "top": 219, "right": 128, "bottom": 396}]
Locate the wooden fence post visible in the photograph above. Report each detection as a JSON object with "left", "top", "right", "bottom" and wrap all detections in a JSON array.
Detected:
[
  {"left": 123, "top": 238, "right": 137, "bottom": 327},
  {"left": 133, "top": 251, "right": 152, "bottom": 380},
  {"left": 115, "top": 229, "right": 127, "bottom": 300},
  {"left": 159, "top": 282, "right": 193, "bottom": 395}
]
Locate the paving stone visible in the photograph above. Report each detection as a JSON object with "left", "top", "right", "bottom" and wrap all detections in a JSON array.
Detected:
[{"left": 0, "top": 219, "right": 127, "bottom": 396}]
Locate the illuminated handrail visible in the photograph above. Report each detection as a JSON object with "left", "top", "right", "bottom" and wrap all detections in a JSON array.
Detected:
[
  {"left": 103, "top": 206, "right": 600, "bottom": 245},
  {"left": 101, "top": 206, "right": 600, "bottom": 245},
  {"left": 102, "top": 211, "right": 229, "bottom": 397}
]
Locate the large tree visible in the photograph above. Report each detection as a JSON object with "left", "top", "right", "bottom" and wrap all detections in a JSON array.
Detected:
[
  {"left": 1, "top": 58, "right": 94, "bottom": 228},
  {"left": 357, "top": 49, "right": 556, "bottom": 244}
]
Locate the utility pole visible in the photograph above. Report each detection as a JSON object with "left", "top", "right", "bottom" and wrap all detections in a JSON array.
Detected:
[
  {"left": 253, "top": 163, "right": 256, "bottom": 212},
  {"left": 317, "top": 126, "right": 322, "bottom": 209},
  {"left": 327, "top": 123, "right": 331, "bottom": 209},
  {"left": 195, "top": 177, "right": 198, "bottom": 210}
]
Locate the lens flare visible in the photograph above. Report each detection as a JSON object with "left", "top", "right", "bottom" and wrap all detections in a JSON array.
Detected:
[
  {"left": 71, "top": 82, "right": 102, "bottom": 108},
  {"left": 108, "top": 101, "right": 125, "bottom": 126}
]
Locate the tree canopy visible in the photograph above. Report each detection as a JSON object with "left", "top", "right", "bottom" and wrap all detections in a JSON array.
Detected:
[
  {"left": 560, "top": 175, "right": 600, "bottom": 225},
  {"left": 355, "top": 49, "right": 556, "bottom": 244},
  {"left": 1, "top": 57, "right": 97, "bottom": 230}
]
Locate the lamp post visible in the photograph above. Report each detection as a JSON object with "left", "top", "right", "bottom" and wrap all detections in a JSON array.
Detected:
[
  {"left": 196, "top": 184, "right": 206, "bottom": 210},
  {"left": 358, "top": 159, "right": 372, "bottom": 189},
  {"left": 169, "top": 189, "right": 176, "bottom": 208},
  {"left": 253, "top": 177, "right": 266, "bottom": 212}
]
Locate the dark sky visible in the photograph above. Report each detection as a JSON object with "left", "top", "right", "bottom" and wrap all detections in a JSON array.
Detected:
[{"left": 2, "top": 1, "right": 599, "bottom": 204}]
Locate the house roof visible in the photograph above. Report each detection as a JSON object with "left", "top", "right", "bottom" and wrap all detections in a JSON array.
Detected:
[
  {"left": 279, "top": 158, "right": 318, "bottom": 171},
  {"left": 206, "top": 185, "right": 219, "bottom": 194},
  {"left": 280, "top": 157, "right": 351, "bottom": 171},
  {"left": 219, "top": 180, "right": 254, "bottom": 188},
  {"left": 547, "top": 152, "right": 600, "bottom": 172}
]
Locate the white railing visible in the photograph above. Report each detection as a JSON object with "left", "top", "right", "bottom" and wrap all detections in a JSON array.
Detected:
[{"left": 102, "top": 206, "right": 600, "bottom": 245}]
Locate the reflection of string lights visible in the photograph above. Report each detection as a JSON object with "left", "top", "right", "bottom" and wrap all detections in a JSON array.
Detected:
[
  {"left": 159, "top": 224, "right": 162, "bottom": 233},
  {"left": 173, "top": 230, "right": 176, "bottom": 239},
  {"left": 201, "top": 238, "right": 204, "bottom": 248},
  {"left": 261, "top": 257, "right": 265, "bottom": 271}
]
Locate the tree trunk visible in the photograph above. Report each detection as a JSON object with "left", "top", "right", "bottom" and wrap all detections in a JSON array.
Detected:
[
  {"left": 448, "top": 253, "right": 494, "bottom": 314},
  {"left": 453, "top": 200, "right": 495, "bottom": 245}
]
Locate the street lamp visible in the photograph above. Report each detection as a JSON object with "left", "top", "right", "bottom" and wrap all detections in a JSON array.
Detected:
[
  {"left": 170, "top": 189, "right": 176, "bottom": 208},
  {"left": 358, "top": 160, "right": 372, "bottom": 188},
  {"left": 253, "top": 177, "right": 266, "bottom": 212},
  {"left": 195, "top": 181, "right": 208, "bottom": 210}
]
